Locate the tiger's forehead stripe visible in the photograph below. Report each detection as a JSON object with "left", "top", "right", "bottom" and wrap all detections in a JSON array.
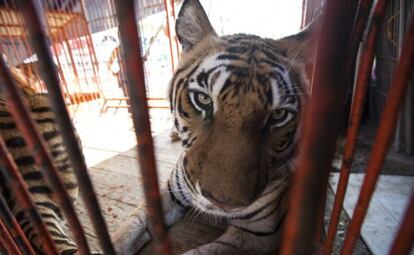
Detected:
[{"left": 175, "top": 51, "right": 298, "bottom": 110}]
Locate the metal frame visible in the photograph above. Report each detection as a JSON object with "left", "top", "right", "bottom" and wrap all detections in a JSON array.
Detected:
[{"left": 0, "top": 0, "right": 413, "bottom": 254}]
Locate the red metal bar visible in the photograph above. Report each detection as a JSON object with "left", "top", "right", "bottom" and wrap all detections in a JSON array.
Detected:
[
  {"left": 0, "top": 53, "right": 90, "bottom": 254},
  {"left": 164, "top": 0, "right": 176, "bottom": 71},
  {"left": 0, "top": 136, "right": 58, "bottom": 254},
  {"left": 280, "top": 0, "right": 359, "bottom": 253},
  {"left": 170, "top": 0, "right": 181, "bottom": 59},
  {"left": 14, "top": 1, "right": 116, "bottom": 254},
  {"left": 114, "top": 1, "right": 173, "bottom": 254},
  {"left": 0, "top": 219, "right": 22, "bottom": 255},
  {"left": 339, "top": 0, "right": 375, "bottom": 133},
  {"left": 314, "top": 184, "right": 327, "bottom": 245},
  {"left": 388, "top": 191, "right": 414, "bottom": 255},
  {"left": 340, "top": 14, "right": 414, "bottom": 255},
  {"left": 322, "top": 0, "right": 389, "bottom": 254},
  {"left": 0, "top": 195, "right": 36, "bottom": 255}
]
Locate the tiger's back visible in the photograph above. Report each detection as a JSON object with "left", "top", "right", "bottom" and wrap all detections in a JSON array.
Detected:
[{"left": 0, "top": 70, "right": 79, "bottom": 254}]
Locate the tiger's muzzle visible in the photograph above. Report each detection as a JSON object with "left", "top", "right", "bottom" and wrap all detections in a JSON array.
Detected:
[{"left": 187, "top": 126, "right": 269, "bottom": 210}]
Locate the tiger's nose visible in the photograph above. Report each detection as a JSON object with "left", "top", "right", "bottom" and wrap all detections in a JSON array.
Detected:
[{"left": 201, "top": 189, "right": 244, "bottom": 210}]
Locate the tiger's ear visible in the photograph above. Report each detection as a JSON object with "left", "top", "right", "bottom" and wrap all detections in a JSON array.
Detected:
[
  {"left": 176, "top": 0, "right": 217, "bottom": 51},
  {"left": 274, "top": 17, "right": 321, "bottom": 63}
]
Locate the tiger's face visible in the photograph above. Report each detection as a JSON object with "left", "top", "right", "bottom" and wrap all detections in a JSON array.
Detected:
[{"left": 170, "top": 0, "right": 314, "bottom": 212}]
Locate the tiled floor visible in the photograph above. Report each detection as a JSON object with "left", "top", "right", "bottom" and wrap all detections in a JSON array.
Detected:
[{"left": 329, "top": 173, "right": 414, "bottom": 255}]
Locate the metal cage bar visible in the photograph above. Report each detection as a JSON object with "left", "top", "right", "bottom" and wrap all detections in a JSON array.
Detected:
[
  {"left": 314, "top": 0, "right": 374, "bottom": 243},
  {"left": 13, "top": 1, "right": 116, "bottom": 254},
  {"left": 0, "top": 194, "right": 36, "bottom": 255},
  {"left": 0, "top": 132, "right": 58, "bottom": 254},
  {"left": 322, "top": 0, "right": 389, "bottom": 253},
  {"left": 114, "top": 0, "right": 173, "bottom": 254},
  {"left": 280, "top": 0, "right": 360, "bottom": 253},
  {"left": 340, "top": 14, "right": 414, "bottom": 254},
  {"left": 0, "top": 52, "right": 91, "bottom": 254},
  {"left": 0, "top": 217, "right": 22, "bottom": 255},
  {"left": 389, "top": 191, "right": 414, "bottom": 255}
]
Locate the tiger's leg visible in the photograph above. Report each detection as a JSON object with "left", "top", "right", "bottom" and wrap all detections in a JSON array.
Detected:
[
  {"left": 113, "top": 164, "right": 190, "bottom": 255},
  {"left": 183, "top": 190, "right": 288, "bottom": 255}
]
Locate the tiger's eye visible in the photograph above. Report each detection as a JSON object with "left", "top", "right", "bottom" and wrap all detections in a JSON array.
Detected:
[
  {"left": 271, "top": 109, "right": 287, "bottom": 121},
  {"left": 197, "top": 93, "right": 212, "bottom": 106}
]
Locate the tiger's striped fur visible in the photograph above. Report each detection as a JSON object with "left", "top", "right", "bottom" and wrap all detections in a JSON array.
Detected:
[
  {"left": 0, "top": 67, "right": 79, "bottom": 254},
  {"left": 114, "top": 0, "right": 317, "bottom": 254}
]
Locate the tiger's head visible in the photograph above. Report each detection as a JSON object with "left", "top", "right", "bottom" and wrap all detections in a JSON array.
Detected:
[{"left": 170, "top": 0, "right": 316, "bottom": 212}]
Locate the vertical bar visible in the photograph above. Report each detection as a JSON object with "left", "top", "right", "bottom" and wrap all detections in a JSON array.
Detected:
[
  {"left": 0, "top": 195, "right": 36, "bottom": 255},
  {"left": 0, "top": 137, "right": 58, "bottom": 254},
  {"left": 163, "top": 0, "right": 176, "bottom": 71},
  {"left": 300, "top": 0, "right": 307, "bottom": 29},
  {"left": 0, "top": 53, "right": 90, "bottom": 254},
  {"left": 280, "top": 0, "right": 359, "bottom": 254},
  {"left": 388, "top": 191, "right": 414, "bottom": 255},
  {"left": 340, "top": 0, "right": 375, "bottom": 132},
  {"left": 14, "top": 1, "right": 116, "bottom": 254},
  {"left": 62, "top": 29, "right": 87, "bottom": 104},
  {"left": 170, "top": 0, "right": 181, "bottom": 57},
  {"left": 340, "top": 15, "right": 414, "bottom": 255},
  {"left": 0, "top": 219, "right": 22, "bottom": 255},
  {"left": 322, "top": 0, "right": 389, "bottom": 254},
  {"left": 113, "top": 1, "right": 173, "bottom": 254}
]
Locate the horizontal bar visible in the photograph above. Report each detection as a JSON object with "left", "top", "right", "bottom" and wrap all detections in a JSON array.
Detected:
[
  {"left": 0, "top": 194, "right": 36, "bottom": 255},
  {"left": 340, "top": 13, "right": 414, "bottom": 255},
  {"left": 280, "top": 0, "right": 360, "bottom": 253},
  {"left": 0, "top": 58, "right": 59, "bottom": 255},
  {"left": 114, "top": 0, "right": 173, "bottom": 254},
  {"left": 0, "top": 219, "right": 22, "bottom": 255},
  {"left": 322, "top": 0, "right": 389, "bottom": 254},
  {"left": 14, "top": 1, "right": 116, "bottom": 254}
]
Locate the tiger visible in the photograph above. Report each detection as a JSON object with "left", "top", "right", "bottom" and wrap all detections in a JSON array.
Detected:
[
  {"left": 113, "top": 0, "right": 317, "bottom": 254},
  {"left": 0, "top": 63, "right": 80, "bottom": 254}
]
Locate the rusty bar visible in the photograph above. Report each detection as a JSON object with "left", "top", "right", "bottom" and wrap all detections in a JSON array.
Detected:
[
  {"left": 389, "top": 191, "right": 414, "bottom": 255},
  {"left": 0, "top": 137, "right": 58, "bottom": 254},
  {"left": 311, "top": 0, "right": 373, "bottom": 244},
  {"left": 0, "top": 218, "right": 22, "bottom": 255},
  {"left": 49, "top": 34, "right": 70, "bottom": 100},
  {"left": 61, "top": 1, "right": 95, "bottom": 102},
  {"left": 339, "top": 0, "right": 375, "bottom": 132},
  {"left": 54, "top": 30, "right": 80, "bottom": 104},
  {"left": 0, "top": 194, "right": 36, "bottom": 255},
  {"left": 114, "top": 1, "right": 173, "bottom": 254},
  {"left": 14, "top": 1, "right": 116, "bottom": 254},
  {"left": 340, "top": 15, "right": 414, "bottom": 255},
  {"left": 322, "top": 0, "right": 389, "bottom": 254},
  {"left": 74, "top": 7, "right": 103, "bottom": 101},
  {"left": 164, "top": 0, "right": 176, "bottom": 71},
  {"left": 62, "top": 29, "right": 87, "bottom": 104},
  {"left": 170, "top": 0, "right": 181, "bottom": 57},
  {"left": 314, "top": 184, "right": 327, "bottom": 245},
  {"left": 280, "top": 0, "right": 359, "bottom": 254},
  {"left": 0, "top": 52, "right": 90, "bottom": 254}
]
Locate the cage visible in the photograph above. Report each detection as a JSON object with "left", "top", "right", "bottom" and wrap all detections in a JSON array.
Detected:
[{"left": 0, "top": 0, "right": 413, "bottom": 254}]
